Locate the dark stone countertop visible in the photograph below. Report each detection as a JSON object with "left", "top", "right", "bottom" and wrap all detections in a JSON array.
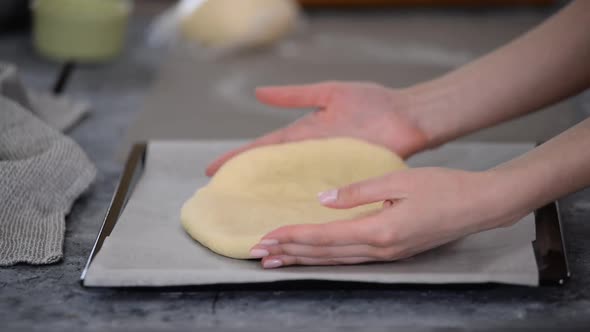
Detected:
[{"left": 1, "top": 5, "right": 589, "bottom": 331}]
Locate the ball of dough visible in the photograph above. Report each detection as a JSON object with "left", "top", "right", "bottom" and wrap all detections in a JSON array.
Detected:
[
  {"left": 180, "top": 0, "right": 299, "bottom": 48},
  {"left": 181, "top": 138, "right": 407, "bottom": 259}
]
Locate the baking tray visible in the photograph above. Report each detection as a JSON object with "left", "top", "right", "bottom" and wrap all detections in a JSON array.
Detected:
[{"left": 81, "top": 142, "right": 570, "bottom": 288}]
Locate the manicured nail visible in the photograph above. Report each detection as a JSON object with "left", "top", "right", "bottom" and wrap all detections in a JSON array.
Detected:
[
  {"left": 317, "top": 189, "right": 338, "bottom": 204},
  {"left": 263, "top": 259, "right": 282, "bottom": 269},
  {"left": 259, "top": 239, "right": 278, "bottom": 246},
  {"left": 249, "top": 249, "right": 269, "bottom": 258}
]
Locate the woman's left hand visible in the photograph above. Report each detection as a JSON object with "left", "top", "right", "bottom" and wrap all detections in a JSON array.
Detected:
[{"left": 249, "top": 167, "right": 525, "bottom": 268}]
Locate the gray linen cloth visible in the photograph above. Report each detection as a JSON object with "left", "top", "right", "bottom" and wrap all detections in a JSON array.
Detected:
[
  {"left": 0, "top": 64, "right": 96, "bottom": 266},
  {"left": 0, "top": 63, "right": 90, "bottom": 131}
]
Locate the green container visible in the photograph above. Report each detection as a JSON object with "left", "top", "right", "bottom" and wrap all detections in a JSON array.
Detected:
[{"left": 32, "top": 0, "right": 131, "bottom": 63}]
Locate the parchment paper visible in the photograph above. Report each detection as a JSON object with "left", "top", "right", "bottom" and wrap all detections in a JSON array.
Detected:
[{"left": 84, "top": 141, "right": 539, "bottom": 287}]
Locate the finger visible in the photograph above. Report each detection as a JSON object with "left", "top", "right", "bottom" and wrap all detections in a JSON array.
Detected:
[
  {"left": 317, "top": 173, "right": 409, "bottom": 209},
  {"left": 252, "top": 243, "right": 396, "bottom": 260},
  {"left": 255, "top": 82, "right": 342, "bottom": 109},
  {"left": 261, "top": 255, "right": 375, "bottom": 269},
  {"left": 205, "top": 129, "right": 286, "bottom": 176},
  {"left": 253, "top": 243, "right": 376, "bottom": 258},
  {"left": 261, "top": 216, "right": 383, "bottom": 247}
]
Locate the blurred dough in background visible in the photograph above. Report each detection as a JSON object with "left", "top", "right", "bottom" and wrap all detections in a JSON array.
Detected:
[{"left": 180, "top": 0, "right": 300, "bottom": 49}]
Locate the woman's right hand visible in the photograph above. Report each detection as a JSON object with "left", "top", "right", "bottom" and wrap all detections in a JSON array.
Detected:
[{"left": 206, "top": 81, "right": 430, "bottom": 176}]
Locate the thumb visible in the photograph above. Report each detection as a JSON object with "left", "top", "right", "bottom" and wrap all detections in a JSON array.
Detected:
[
  {"left": 317, "top": 173, "right": 409, "bottom": 209},
  {"left": 255, "top": 82, "right": 341, "bottom": 109}
]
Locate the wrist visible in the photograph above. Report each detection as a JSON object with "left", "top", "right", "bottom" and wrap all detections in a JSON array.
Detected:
[
  {"left": 396, "top": 80, "right": 460, "bottom": 150},
  {"left": 478, "top": 167, "right": 538, "bottom": 230},
  {"left": 381, "top": 87, "right": 430, "bottom": 157}
]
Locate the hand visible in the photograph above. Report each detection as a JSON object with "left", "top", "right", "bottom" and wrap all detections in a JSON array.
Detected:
[
  {"left": 249, "top": 167, "right": 525, "bottom": 268},
  {"left": 205, "top": 81, "right": 429, "bottom": 176}
]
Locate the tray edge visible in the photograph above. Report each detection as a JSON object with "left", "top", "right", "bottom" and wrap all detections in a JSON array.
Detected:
[{"left": 80, "top": 142, "right": 148, "bottom": 285}]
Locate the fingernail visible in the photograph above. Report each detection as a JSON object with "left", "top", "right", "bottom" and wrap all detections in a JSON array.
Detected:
[
  {"left": 263, "top": 259, "right": 282, "bottom": 269},
  {"left": 249, "top": 249, "right": 269, "bottom": 258},
  {"left": 317, "top": 189, "right": 338, "bottom": 204},
  {"left": 259, "top": 239, "right": 278, "bottom": 246}
]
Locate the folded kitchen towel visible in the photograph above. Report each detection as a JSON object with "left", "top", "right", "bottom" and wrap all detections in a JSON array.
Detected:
[
  {"left": 0, "top": 63, "right": 91, "bottom": 131},
  {"left": 0, "top": 66, "right": 96, "bottom": 266}
]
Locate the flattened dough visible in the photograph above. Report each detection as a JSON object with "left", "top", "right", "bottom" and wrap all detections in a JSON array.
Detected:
[{"left": 181, "top": 138, "right": 407, "bottom": 259}]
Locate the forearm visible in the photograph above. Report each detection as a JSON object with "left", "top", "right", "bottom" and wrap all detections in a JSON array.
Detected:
[
  {"left": 402, "top": 0, "right": 590, "bottom": 148},
  {"left": 490, "top": 117, "right": 590, "bottom": 225}
]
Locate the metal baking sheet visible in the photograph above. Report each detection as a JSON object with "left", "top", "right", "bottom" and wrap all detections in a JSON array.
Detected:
[{"left": 81, "top": 141, "right": 569, "bottom": 288}]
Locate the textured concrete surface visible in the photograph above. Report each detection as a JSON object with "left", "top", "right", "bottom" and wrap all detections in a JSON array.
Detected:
[{"left": 1, "top": 4, "right": 590, "bottom": 330}]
